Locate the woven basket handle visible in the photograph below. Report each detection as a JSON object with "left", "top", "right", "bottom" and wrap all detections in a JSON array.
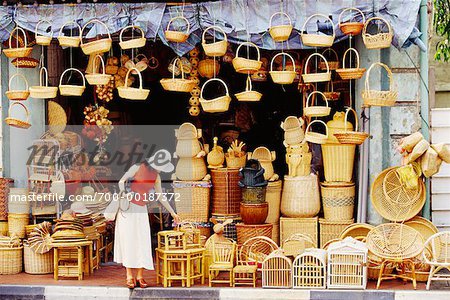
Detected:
[
  {"left": 304, "top": 53, "right": 329, "bottom": 75},
  {"left": 124, "top": 67, "right": 144, "bottom": 90},
  {"left": 171, "top": 57, "right": 185, "bottom": 80},
  {"left": 202, "top": 25, "right": 227, "bottom": 44},
  {"left": 245, "top": 75, "right": 253, "bottom": 92},
  {"left": 35, "top": 20, "right": 53, "bottom": 38},
  {"left": 92, "top": 54, "right": 106, "bottom": 75},
  {"left": 338, "top": 7, "right": 366, "bottom": 25},
  {"left": 9, "top": 73, "right": 29, "bottom": 91},
  {"left": 8, "top": 102, "right": 30, "bottom": 123},
  {"left": 364, "top": 62, "right": 393, "bottom": 93},
  {"left": 269, "top": 12, "right": 292, "bottom": 27},
  {"left": 306, "top": 91, "right": 328, "bottom": 109},
  {"left": 39, "top": 67, "right": 49, "bottom": 87},
  {"left": 322, "top": 48, "right": 339, "bottom": 62},
  {"left": 270, "top": 52, "right": 295, "bottom": 72},
  {"left": 200, "top": 78, "right": 229, "bottom": 100},
  {"left": 301, "top": 13, "right": 335, "bottom": 37},
  {"left": 59, "top": 68, "right": 86, "bottom": 87},
  {"left": 344, "top": 107, "right": 358, "bottom": 132},
  {"left": 119, "top": 25, "right": 145, "bottom": 43},
  {"left": 342, "top": 48, "right": 360, "bottom": 69},
  {"left": 9, "top": 27, "right": 28, "bottom": 49},
  {"left": 363, "top": 17, "right": 392, "bottom": 36},
  {"left": 80, "top": 19, "right": 112, "bottom": 45},
  {"left": 306, "top": 120, "right": 328, "bottom": 138},
  {"left": 236, "top": 42, "right": 260, "bottom": 61},
  {"left": 167, "top": 16, "right": 190, "bottom": 34},
  {"left": 134, "top": 54, "right": 148, "bottom": 63},
  {"left": 58, "top": 21, "right": 82, "bottom": 39}
]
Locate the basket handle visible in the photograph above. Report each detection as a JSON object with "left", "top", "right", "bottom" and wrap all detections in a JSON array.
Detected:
[
  {"left": 342, "top": 47, "right": 360, "bottom": 69},
  {"left": 200, "top": 78, "right": 229, "bottom": 100},
  {"left": 305, "top": 120, "right": 328, "bottom": 138},
  {"left": 8, "top": 102, "right": 30, "bottom": 123},
  {"left": 306, "top": 91, "right": 328, "bottom": 109},
  {"left": 338, "top": 7, "right": 366, "bottom": 25},
  {"left": 166, "top": 16, "right": 190, "bottom": 35},
  {"left": 58, "top": 21, "right": 82, "bottom": 39},
  {"left": 269, "top": 12, "right": 292, "bottom": 27},
  {"left": 322, "top": 48, "right": 339, "bottom": 62},
  {"left": 35, "top": 20, "right": 53, "bottom": 38},
  {"left": 59, "top": 68, "right": 86, "bottom": 87},
  {"left": 236, "top": 42, "right": 261, "bottom": 61},
  {"left": 39, "top": 67, "right": 49, "bottom": 87},
  {"left": 304, "top": 53, "right": 329, "bottom": 75},
  {"left": 9, "top": 27, "right": 28, "bottom": 49},
  {"left": 202, "top": 25, "right": 227, "bottom": 44},
  {"left": 245, "top": 75, "right": 253, "bottom": 92},
  {"left": 301, "top": 13, "right": 335, "bottom": 37},
  {"left": 124, "top": 67, "right": 144, "bottom": 90},
  {"left": 364, "top": 62, "right": 393, "bottom": 93},
  {"left": 119, "top": 25, "right": 145, "bottom": 43},
  {"left": 363, "top": 17, "right": 392, "bottom": 36},
  {"left": 8, "top": 73, "right": 29, "bottom": 91},
  {"left": 171, "top": 57, "right": 185, "bottom": 80},
  {"left": 80, "top": 19, "right": 112, "bottom": 45},
  {"left": 270, "top": 52, "right": 295, "bottom": 72},
  {"left": 344, "top": 107, "right": 358, "bottom": 132},
  {"left": 92, "top": 54, "right": 106, "bottom": 75}
]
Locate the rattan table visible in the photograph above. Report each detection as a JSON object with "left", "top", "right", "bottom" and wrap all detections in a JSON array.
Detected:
[{"left": 50, "top": 240, "right": 93, "bottom": 280}]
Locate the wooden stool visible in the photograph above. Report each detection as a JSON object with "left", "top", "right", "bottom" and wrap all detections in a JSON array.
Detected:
[
  {"left": 87, "top": 235, "right": 101, "bottom": 271},
  {"left": 157, "top": 231, "right": 186, "bottom": 251},
  {"left": 51, "top": 241, "right": 93, "bottom": 280},
  {"left": 377, "top": 259, "right": 417, "bottom": 289}
]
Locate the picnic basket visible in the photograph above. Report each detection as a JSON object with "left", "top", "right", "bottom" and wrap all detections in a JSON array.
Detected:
[
  {"left": 80, "top": 19, "right": 112, "bottom": 55},
  {"left": 304, "top": 91, "right": 330, "bottom": 117},
  {"left": 30, "top": 67, "right": 58, "bottom": 99},
  {"left": 270, "top": 52, "right": 297, "bottom": 85},
  {"left": 336, "top": 48, "right": 366, "bottom": 80},
  {"left": 6, "top": 74, "right": 30, "bottom": 101},
  {"left": 119, "top": 25, "right": 146, "bottom": 50},
  {"left": 165, "top": 16, "right": 190, "bottom": 43},
  {"left": 199, "top": 78, "right": 231, "bottom": 113},
  {"left": 117, "top": 68, "right": 150, "bottom": 100},
  {"left": 58, "top": 21, "right": 82, "bottom": 47},
  {"left": 35, "top": 20, "right": 52, "bottom": 46},
  {"left": 362, "top": 17, "right": 393, "bottom": 49},
  {"left": 5, "top": 102, "right": 31, "bottom": 129},
  {"left": 3, "top": 27, "right": 33, "bottom": 58},
  {"left": 160, "top": 57, "right": 196, "bottom": 93},
  {"left": 362, "top": 62, "right": 397, "bottom": 107},
  {"left": 232, "top": 42, "right": 262, "bottom": 74},
  {"left": 202, "top": 26, "right": 228, "bottom": 57},
  {"left": 302, "top": 53, "right": 331, "bottom": 83},
  {"left": 269, "top": 12, "right": 293, "bottom": 42},
  {"left": 59, "top": 68, "right": 86, "bottom": 96},
  {"left": 334, "top": 107, "right": 369, "bottom": 145},
  {"left": 85, "top": 54, "right": 111, "bottom": 85},
  {"left": 301, "top": 14, "right": 335, "bottom": 47}
]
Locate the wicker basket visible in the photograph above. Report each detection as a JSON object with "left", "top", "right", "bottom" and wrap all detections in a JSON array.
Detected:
[
  {"left": 336, "top": 48, "right": 366, "bottom": 80},
  {"left": 368, "top": 264, "right": 394, "bottom": 280},
  {"left": 202, "top": 26, "right": 228, "bottom": 57},
  {"left": 198, "top": 59, "right": 220, "bottom": 78},
  {"left": 165, "top": 16, "right": 190, "bottom": 43},
  {"left": 281, "top": 175, "right": 320, "bottom": 218},
  {"left": 3, "top": 27, "right": 33, "bottom": 58},
  {"left": 211, "top": 168, "right": 241, "bottom": 215},
  {"left": 319, "top": 218, "right": 354, "bottom": 248},
  {"left": 173, "top": 181, "right": 211, "bottom": 222},
  {"left": 362, "top": 62, "right": 397, "bottom": 107},
  {"left": 321, "top": 182, "right": 355, "bottom": 220},
  {"left": 302, "top": 53, "right": 332, "bottom": 83},
  {"left": 8, "top": 213, "right": 29, "bottom": 238},
  {"left": 269, "top": 12, "right": 293, "bottom": 42},
  {"left": 280, "top": 217, "right": 318, "bottom": 247},
  {"left": 304, "top": 120, "right": 328, "bottom": 144},
  {"left": 199, "top": 78, "right": 231, "bottom": 113},
  {"left": 119, "top": 25, "right": 146, "bottom": 50},
  {"left": 12, "top": 57, "right": 39, "bottom": 68},
  {"left": 58, "top": 21, "right": 81, "bottom": 47},
  {"left": 175, "top": 122, "right": 202, "bottom": 140},
  {"left": 117, "top": 68, "right": 150, "bottom": 100},
  {"left": 175, "top": 157, "right": 207, "bottom": 181},
  {"left": 281, "top": 116, "right": 305, "bottom": 146},
  {"left": 225, "top": 154, "right": 247, "bottom": 168},
  {"left": 323, "top": 81, "right": 341, "bottom": 101},
  {"left": 0, "top": 246, "right": 23, "bottom": 274},
  {"left": 362, "top": 17, "right": 393, "bottom": 49},
  {"left": 270, "top": 52, "right": 297, "bottom": 85},
  {"left": 320, "top": 48, "right": 339, "bottom": 70},
  {"left": 334, "top": 107, "right": 369, "bottom": 145},
  {"left": 30, "top": 67, "right": 58, "bottom": 99},
  {"left": 232, "top": 42, "right": 262, "bottom": 74},
  {"left": 304, "top": 91, "right": 330, "bottom": 117},
  {"left": 235, "top": 76, "right": 262, "bottom": 102},
  {"left": 175, "top": 139, "right": 203, "bottom": 158},
  {"left": 339, "top": 223, "right": 374, "bottom": 241},
  {"left": 338, "top": 7, "right": 366, "bottom": 36},
  {"left": 35, "top": 20, "right": 53, "bottom": 46},
  {"left": 6, "top": 74, "right": 30, "bottom": 101},
  {"left": 80, "top": 19, "right": 112, "bottom": 55},
  {"left": 248, "top": 147, "right": 276, "bottom": 181},
  {"left": 85, "top": 54, "right": 112, "bottom": 85},
  {"left": 59, "top": 68, "right": 86, "bottom": 96},
  {"left": 0, "top": 178, "right": 13, "bottom": 221},
  {"left": 321, "top": 144, "right": 355, "bottom": 183},
  {"left": 24, "top": 243, "right": 53, "bottom": 274},
  {"left": 265, "top": 180, "right": 282, "bottom": 224},
  {"left": 5, "top": 102, "right": 31, "bottom": 129},
  {"left": 0, "top": 221, "right": 7, "bottom": 235},
  {"left": 301, "top": 14, "right": 335, "bottom": 47},
  {"left": 236, "top": 223, "right": 273, "bottom": 245},
  {"left": 161, "top": 58, "right": 196, "bottom": 93}
]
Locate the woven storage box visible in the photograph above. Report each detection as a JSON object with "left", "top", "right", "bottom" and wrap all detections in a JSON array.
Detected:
[
  {"left": 320, "top": 183, "right": 355, "bottom": 220},
  {"left": 24, "top": 243, "right": 53, "bottom": 274},
  {"left": 319, "top": 218, "right": 354, "bottom": 248},
  {"left": 0, "top": 246, "right": 23, "bottom": 274},
  {"left": 322, "top": 144, "right": 355, "bottom": 183},
  {"left": 280, "top": 175, "right": 320, "bottom": 218},
  {"left": 280, "top": 217, "right": 318, "bottom": 247},
  {"left": 173, "top": 181, "right": 211, "bottom": 222},
  {"left": 0, "top": 221, "right": 7, "bottom": 235},
  {"left": 211, "top": 168, "right": 242, "bottom": 215},
  {"left": 236, "top": 223, "right": 273, "bottom": 245},
  {"left": 8, "top": 213, "right": 29, "bottom": 238},
  {"left": 0, "top": 178, "right": 14, "bottom": 220},
  {"left": 8, "top": 188, "right": 29, "bottom": 214},
  {"left": 265, "top": 180, "right": 282, "bottom": 224},
  {"left": 211, "top": 214, "right": 241, "bottom": 241}
]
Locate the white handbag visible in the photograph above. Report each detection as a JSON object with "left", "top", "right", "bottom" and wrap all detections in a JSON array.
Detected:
[{"left": 103, "top": 192, "right": 130, "bottom": 221}]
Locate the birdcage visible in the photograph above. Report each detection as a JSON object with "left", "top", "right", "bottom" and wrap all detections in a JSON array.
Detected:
[
  {"left": 262, "top": 249, "right": 292, "bottom": 288},
  {"left": 293, "top": 248, "right": 327, "bottom": 289}
]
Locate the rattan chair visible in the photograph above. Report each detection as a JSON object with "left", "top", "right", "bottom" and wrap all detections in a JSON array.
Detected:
[
  {"left": 233, "top": 243, "right": 258, "bottom": 287},
  {"left": 423, "top": 231, "right": 450, "bottom": 290},
  {"left": 209, "top": 240, "right": 236, "bottom": 287}
]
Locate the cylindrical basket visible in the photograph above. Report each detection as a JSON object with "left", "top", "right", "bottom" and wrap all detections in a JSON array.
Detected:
[
  {"left": 265, "top": 180, "right": 282, "bottom": 224},
  {"left": 8, "top": 213, "right": 29, "bottom": 238},
  {"left": 173, "top": 181, "right": 211, "bottom": 222},
  {"left": 321, "top": 183, "right": 355, "bottom": 220},
  {"left": 24, "top": 243, "right": 53, "bottom": 274},
  {"left": 319, "top": 218, "right": 354, "bottom": 248},
  {"left": 0, "top": 246, "right": 23, "bottom": 274},
  {"left": 0, "top": 178, "right": 14, "bottom": 220},
  {"left": 322, "top": 144, "right": 355, "bottom": 182},
  {"left": 236, "top": 223, "right": 273, "bottom": 245},
  {"left": 281, "top": 175, "right": 320, "bottom": 218},
  {"left": 211, "top": 168, "right": 242, "bottom": 215},
  {"left": 175, "top": 157, "right": 207, "bottom": 181}
]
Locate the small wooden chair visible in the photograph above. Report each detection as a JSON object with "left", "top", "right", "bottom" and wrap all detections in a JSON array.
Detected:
[
  {"left": 233, "top": 243, "right": 258, "bottom": 287},
  {"left": 423, "top": 231, "right": 450, "bottom": 290},
  {"left": 209, "top": 240, "right": 236, "bottom": 287}
]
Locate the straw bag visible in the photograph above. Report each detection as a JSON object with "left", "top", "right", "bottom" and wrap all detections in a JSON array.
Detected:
[
  {"left": 3, "top": 27, "right": 33, "bottom": 58},
  {"left": 280, "top": 174, "right": 320, "bottom": 218},
  {"left": 304, "top": 120, "right": 328, "bottom": 144},
  {"left": 269, "top": 12, "right": 293, "bottom": 42},
  {"left": 431, "top": 143, "right": 450, "bottom": 163},
  {"left": 59, "top": 68, "right": 86, "bottom": 96},
  {"left": 270, "top": 52, "right": 297, "bottom": 85},
  {"left": 362, "top": 62, "right": 397, "bottom": 107},
  {"left": 6, "top": 74, "right": 30, "bottom": 101},
  {"left": 199, "top": 78, "right": 231, "bottom": 113},
  {"left": 5, "top": 102, "right": 31, "bottom": 129},
  {"left": 421, "top": 147, "right": 442, "bottom": 178},
  {"left": 363, "top": 17, "right": 393, "bottom": 49},
  {"left": 281, "top": 116, "right": 305, "bottom": 146},
  {"left": 80, "top": 19, "right": 112, "bottom": 55},
  {"left": 301, "top": 14, "right": 335, "bottom": 47},
  {"left": 304, "top": 91, "right": 330, "bottom": 117},
  {"left": 302, "top": 53, "right": 331, "bottom": 83},
  {"left": 202, "top": 26, "right": 228, "bottom": 57},
  {"left": 323, "top": 81, "right": 340, "bottom": 101},
  {"left": 85, "top": 54, "right": 112, "bottom": 85},
  {"left": 117, "top": 68, "right": 150, "bottom": 100},
  {"left": 58, "top": 21, "right": 82, "bottom": 47},
  {"left": 248, "top": 147, "right": 276, "bottom": 181},
  {"left": 161, "top": 58, "right": 196, "bottom": 93},
  {"left": 334, "top": 107, "right": 369, "bottom": 145},
  {"left": 336, "top": 48, "right": 366, "bottom": 80},
  {"left": 165, "top": 16, "right": 190, "bottom": 43},
  {"left": 232, "top": 42, "right": 263, "bottom": 74},
  {"left": 339, "top": 7, "right": 366, "bottom": 36},
  {"left": 320, "top": 48, "right": 339, "bottom": 70},
  {"left": 119, "top": 25, "right": 146, "bottom": 50},
  {"left": 35, "top": 20, "right": 52, "bottom": 46},
  {"left": 198, "top": 58, "right": 220, "bottom": 78},
  {"left": 30, "top": 67, "right": 58, "bottom": 99},
  {"left": 235, "top": 76, "right": 262, "bottom": 102}
]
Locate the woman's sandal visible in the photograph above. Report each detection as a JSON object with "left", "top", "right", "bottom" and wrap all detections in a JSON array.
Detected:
[
  {"left": 137, "top": 278, "right": 149, "bottom": 288},
  {"left": 126, "top": 278, "right": 136, "bottom": 289}
]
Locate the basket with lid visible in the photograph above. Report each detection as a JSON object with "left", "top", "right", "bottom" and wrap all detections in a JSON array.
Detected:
[
  {"left": 119, "top": 25, "right": 146, "bottom": 50},
  {"left": 58, "top": 21, "right": 82, "bottom": 47},
  {"left": 270, "top": 52, "right": 297, "bottom": 85},
  {"left": 59, "top": 68, "right": 86, "bottom": 96},
  {"left": 336, "top": 48, "right": 366, "bottom": 80},
  {"left": 85, "top": 54, "right": 112, "bottom": 85},
  {"left": 161, "top": 57, "right": 197, "bottom": 93},
  {"left": 165, "top": 16, "right": 190, "bottom": 43},
  {"left": 339, "top": 7, "right": 366, "bottom": 36},
  {"left": 304, "top": 91, "right": 330, "bottom": 117},
  {"left": 199, "top": 78, "right": 231, "bottom": 113},
  {"left": 334, "top": 107, "right": 369, "bottom": 145},
  {"left": 202, "top": 26, "right": 228, "bottom": 57},
  {"left": 117, "top": 68, "right": 150, "bottom": 100},
  {"left": 3, "top": 27, "right": 33, "bottom": 58},
  {"left": 30, "top": 67, "right": 58, "bottom": 99},
  {"left": 269, "top": 12, "right": 293, "bottom": 42},
  {"left": 362, "top": 62, "right": 397, "bottom": 107},
  {"left": 362, "top": 17, "right": 393, "bottom": 49},
  {"left": 80, "top": 19, "right": 112, "bottom": 55},
  {"left": 302, "top": 53, "right": 331, "bottom": 83},
  {"left": 301, "top": 14, "right": 335, "bottom": 47},
  {"left": 235, "top": 76, "right": 262, "bottom": 102},
  {"left": 35, "top": 20, "right": 53, "bottom": 46},
  {"left": 232, "top": 42, "right": 263, "bottom": 74},
  {"left": 6, "top": 74, "right": 30, "bottom": 101}
]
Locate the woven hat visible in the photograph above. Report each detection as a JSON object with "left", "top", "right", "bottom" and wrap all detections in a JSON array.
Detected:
[{"left": 148, "top": 149, "right": 174, "bottom": 173}]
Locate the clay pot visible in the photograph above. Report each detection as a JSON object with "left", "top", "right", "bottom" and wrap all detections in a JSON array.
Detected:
[{"left": 240, "top": 202, "right": 269, "bottom": 225}]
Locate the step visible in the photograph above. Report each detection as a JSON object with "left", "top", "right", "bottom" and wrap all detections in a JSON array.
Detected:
[
  {"left": 431, "top": 108, "right": 450, "bottom": 127},
  {"left": 431, "top": 177, "right": 450, "bottom": 193},
  {"left": 431, "top": 127, "right": 450, "bottom": 143},
  {"left": 431, "top": 193, "right": 450, "bottom": 210}
]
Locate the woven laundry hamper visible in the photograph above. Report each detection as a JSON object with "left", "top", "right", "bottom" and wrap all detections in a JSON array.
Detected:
[
  {"left": 280, "top": 175, "right": 320, "bottom": 218},
  {"left": 322, "top": 144, "right": 356, "bottom": 183},
  {"left": 280, "top": 217, "right": 318, "bottom": 247},
  {"left": 211, "top": 168, "right": 242, "bottom": 216},
  {"left": 173, "top": 181, "right": 211, "bottom": 222},
  {"left": 319, "top": 218, "right": 354, "bottom": 248},
  {"left": 320, "top": 183, "right": 355, "bottom": 220},
  {"left": 265, "top": 180, "right": 282, "bottom": 224},
  {"left": 24, "top": 243, "right": 53, "bottom": 274},
  {"left": 0, "top": 246, "right": 23, "bottom": 274}
]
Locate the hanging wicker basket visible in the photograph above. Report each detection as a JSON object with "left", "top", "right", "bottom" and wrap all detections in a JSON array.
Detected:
[
  {"left": 334, "top": 107, "right": 369, "bottom": 145},
  {"left": 320, "top": 48, "right": 339, "bottom": 70},
  {"left": 165, "top": 16, "right": 190, "bottom": 43},
  {"left": 80, "top": 19, "right": 112, "bottom": 55},
  {"left": 117, "top": 67, "right": 150, "bottom": 100},
  {"left": 362, "top": 17, "right": 393, "bottom": 49},
  {"left": 202, "top": 26, "right": 228, "bottom": 57},
  {"left": 301, "top": 14, "right": 335, "bottom": 47},
  {"left": 3, "top": 27, "right": 33, "bottom": 58},
  {"left": 198, "top": 58, "right": 220, "bottom": 78},
  {"left": 235, "top": 76, "right": 262, "bottom": 102},
  {"left": 6, "top": 74, "right": 30, "bottom": 101},
  {"left": 85, "top": 54, "right": 112, "bottom": 85},
  {"left": 362, "top": 62, "right": 397, "bottom": 107},
  {"left": 5, "top": 102, "right": 31, "bottom": 129},
  {"left": 30, "top": 67, "right": 58, "bottom": 99},
  {"left": 269, "top": 12, "right": 293, "bottom": 42},
  {"left": 119, "top": 25, "right": 146, "bottom": 50},
  {"left": 161, "top": 57, "right": 197, "bottom": 92},
  {"left": 339, "top": 7, "right": 366, "bottom": 36},
  {"left": 59, "top": 68, "right": 86, "bottom": 96},
  {"left": 58, "top": 21, "right": 82, "bottom": 47},
  {"left": 12, "top": 57, "right": 39, "bottom": 68},
  {"left": 336, "top": 48, "right": 366, "bottom": 80},
  {"left": 35, "top": 20, "right": 53, "bottom": 46},
  {"left": 304, "top": 91, "right": 330, "bottom": 117},
  {"left": 199, "top": 78, "right": 231, "bottom": 113},
  {"left": 302, "top": 53, "right": 331, "bottom": 83},
  {"left": 323, "top": 81, "right": 340, "bottom": 101},
  {"left": 270, "top": 52, "right": 297, "bottom": 85},
  {"left": 304, "top": 120, "right": 328, "bottom": 144},
  {"left": 232, "top": 42, "right": 263, "bottom": 74}
]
